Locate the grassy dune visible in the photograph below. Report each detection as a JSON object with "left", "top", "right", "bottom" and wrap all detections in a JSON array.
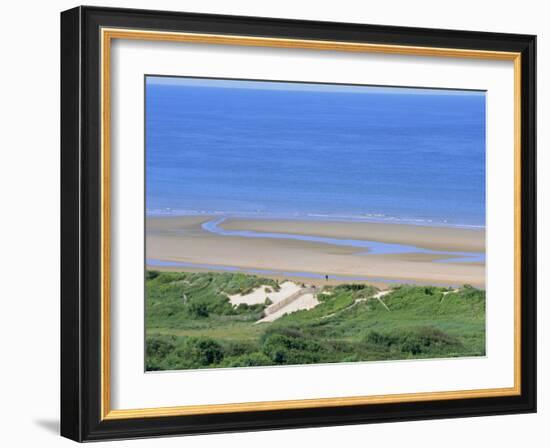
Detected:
[{"left": 145, "top": 271, "right": 485, "bottom": 371}]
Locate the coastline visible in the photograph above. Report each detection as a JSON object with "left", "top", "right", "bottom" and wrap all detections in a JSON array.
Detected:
[
  {"left": 146, "top": 215, "right": 486, "bottom": 288},
  {"left": 220, "top": 217, "right": 485, "bottom": 253}
]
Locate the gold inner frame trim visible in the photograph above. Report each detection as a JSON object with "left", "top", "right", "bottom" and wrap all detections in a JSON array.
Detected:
[{"left": 100, "top": 27, "right": 522, "bottom": 420}]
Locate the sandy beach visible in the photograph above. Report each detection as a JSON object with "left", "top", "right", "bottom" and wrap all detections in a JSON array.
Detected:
[
  {"left": 146, "top": 216, "right": 486, "bottom": 287},
  {"left": 222, "top": 218, "right": 485, "bottom": 252}
]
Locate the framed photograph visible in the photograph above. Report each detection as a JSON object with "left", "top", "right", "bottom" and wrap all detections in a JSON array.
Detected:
[{"left": 60, "top": 6, "right": 536, "bottom": 441}]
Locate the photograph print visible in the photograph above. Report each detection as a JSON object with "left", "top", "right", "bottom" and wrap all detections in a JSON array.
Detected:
[{"left": 144, "top": 76, "right": 486, "bottom": 372}]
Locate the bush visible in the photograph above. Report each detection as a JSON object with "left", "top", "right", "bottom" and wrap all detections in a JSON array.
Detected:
[
  {"left": 335, "top": 283, "right": 368, "bottom": 292},
  {"left": 177, "top": 337, "right": 224, "bottom": 366},
  {"left": 364, "top": 331, "right": 396, "bottom": 347},
  {"left": 233, "top": 302, "right": 265, "bottom": 317},
  {"left": 261, "top": 330, "right": 322, "bottom": 365},
  {"left": 226, "top": 352, "right": 273, "bottom": 367},
  {"left": 187, "top": 302, "right": 209, "bottom": 318},
  {"left": 146, "top": 270, "right": 160, "bottom": 280},
  {"left": 146, "top": 336, "right": 175, "bottom": 359},
  {"left": 399, "top": 327, "right": 459, "bottom": 354},
  {"left": 363, "top": 326, "right": 461, "bottom": 356},
  {"left": 145, "top": 336, "right": 176, "bottom": 370}
]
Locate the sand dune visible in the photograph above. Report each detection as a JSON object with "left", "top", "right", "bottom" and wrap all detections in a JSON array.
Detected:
[{"left": 257, "top": 292, "right": 320, "bottom": 323}]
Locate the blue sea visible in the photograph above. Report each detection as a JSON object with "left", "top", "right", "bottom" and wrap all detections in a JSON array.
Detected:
[{"left": 145, "top": 77, "right": 486, "bottom": 228}]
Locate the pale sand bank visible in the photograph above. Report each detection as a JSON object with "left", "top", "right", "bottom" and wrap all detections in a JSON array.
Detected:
[
  {"left": 146, "top": 216, "right": 486, "bottom": 287},
  {"left": 257, "top": 292, "right": 319, "bottom": 323},
  {"left": 221, "top": 218, "right": 485, "bottom": 252},
  {"left": 229, "top": 281, "right": 321, "bottom": 322}
]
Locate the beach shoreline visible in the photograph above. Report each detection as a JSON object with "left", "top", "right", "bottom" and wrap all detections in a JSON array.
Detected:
[
  {"left": 220, "top": 217, "right": 485, "bottom": 253},
  {"left": 146, "top": 215, "right": 486, "bottom": 287}
]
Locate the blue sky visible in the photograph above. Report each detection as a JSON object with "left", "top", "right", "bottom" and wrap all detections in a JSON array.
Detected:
[{"left": 146, "top": 75, "right": 485, "bottom": 96}]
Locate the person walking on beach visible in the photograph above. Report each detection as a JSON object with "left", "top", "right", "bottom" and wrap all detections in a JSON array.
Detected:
[{"left": 325, "top": 274, "right": 328, "bottom": 282}]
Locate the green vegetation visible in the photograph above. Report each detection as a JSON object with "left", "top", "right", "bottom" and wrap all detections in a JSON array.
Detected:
[{"left": 146, "top": 271, "right": 485, "bottom": 371}]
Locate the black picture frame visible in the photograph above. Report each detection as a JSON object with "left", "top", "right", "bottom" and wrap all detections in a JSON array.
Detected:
[{"left": 61, "top": 5, "right": 536, "bottom": 442}]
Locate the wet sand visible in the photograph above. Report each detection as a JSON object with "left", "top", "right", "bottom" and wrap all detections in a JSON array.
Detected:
[
  {"left": 146, "top": 216, "right": 486, "bottom": 287},
  {"left": 221, "top": 218, "right": 485, "bottom": 252}
]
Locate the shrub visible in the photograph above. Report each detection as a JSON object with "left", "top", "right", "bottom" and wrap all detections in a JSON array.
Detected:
[
  {"left": 187, "top": 302, "right": 209, "bottom": 318},
  {"left": 399, "top": 327, "right": 459, "bottom": 354},
  {"left": 177, "top": 337, "right": 224, "bottom": 366},
  {"left": 335, "top": 284, "right": 367, "bottom": 292},
  {"left": 261, "top": 330, "right": 322, "bottom": 365},
  {"left": 146, "top": 270, "right": 160, "bottom": 280},
  {"left": 146, "top": 336, "right": 175, "bottom": 359},
  {"left": 363, "top": 326, "right": 461, "bottom": 356},
  {"left": 145, "top": 336, "right": 176, "bottom": 370},
  {"left": 226, "top": 352, "right": 273, "bottom": 367},
  {"left": 364, "top": 330, "right": 396, "bottom": 347}
]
